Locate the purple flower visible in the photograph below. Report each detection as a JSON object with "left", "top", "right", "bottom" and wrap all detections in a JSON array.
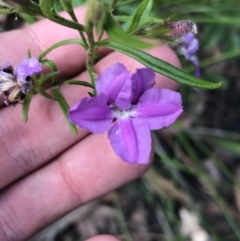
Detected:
[
  {"left": 15, "top": 57, "right": 42, "bottom": 94},
  {"left": 178, "top": 32, "right": 200, "bottom": 78},
  {"left": 0, "top": 57, "right": 42, "bottom": 104},
  {"left": 69, "top": 64, "right": 183, "bottom": 164},
  {"left": 0, "top": 62, "right": 19, "bottom": 105},
  {"left": 0, "top": 62, "right": 15, "bottom": 92}
]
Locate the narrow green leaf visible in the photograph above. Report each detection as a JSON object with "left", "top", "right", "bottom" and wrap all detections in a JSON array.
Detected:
[
  {"left": 40, "top": 59, "right": 58, "bottom": 84},
  {"left": 19, "top": 13, "right": 37, "bottom": 24},
  {"left": 39, "top": 0, "right": 84, "bottom": 31},
  {"left": 0, "top": 8, "right": 10, "bottom": 14},
  {"left": 38, "top": 39, "right": 85, "bottom": 61},
  {"left": 38, "top": 71, "right": 59, "bottom": 85},
  {"left": 208, "top": 138, "right": 240, "bottom": 156},
  {"left": 41, "top": 59, "right": 58, "bottom": 72},
  {"left": 60, "top": 0, "right": 71, "bottom": 12},
  {"left": 22, "top": 91, "right": 34, "bottom": 123},
  {"left": 99, "top": 41, "right": 222, "bottom": 89},
  {"left": 65, "top": 80, "right": 95, "bottom": 89},
  {"left": 104, "top": 11, "right": 153, "bottom": 49},
  {"left": 127, "top": 0, "right": 149, "bottom": 34},
  {"left": 35, "top": 87, "right": 56, "bottom": 100},
  {"left": 52, "top": 86, "right": 78, "bottom": 134},
  {"left": 1, "top": 0, "right": 42, "bottom": 15}
]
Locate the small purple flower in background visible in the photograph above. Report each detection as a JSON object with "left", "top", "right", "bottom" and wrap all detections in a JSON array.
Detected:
[
  {"left": 0, "top": 57, "right": 42, "bottom": 104},
  {"left": 69, "top": 63, "right": 183, "bottom": 164},
  {"left": 0, "top": 62, "right": 19, "bottom": 105},
  {"left": 178, "top": 32, "right": 201, "bottom": 78},
  {"left": 15, "top": 57, "right": 42, "bottom": 94}
]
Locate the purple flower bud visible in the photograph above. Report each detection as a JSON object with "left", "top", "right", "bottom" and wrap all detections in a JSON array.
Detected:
[
  {"left": 178, "top": 32, "right": 201, "bottom": 78},
  {"left": 166, "top": 20, "right": 197, "bottom": 40}
]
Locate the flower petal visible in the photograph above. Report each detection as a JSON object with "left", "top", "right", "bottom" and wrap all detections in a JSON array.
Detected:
[
  {"left": 189, "top": 55, "right": 201, "bottom": 78},
  {"left": 0, "top": 63, "right": 17, "bottom": 93},
  {"left": 108, "top": 119, "right": 151, "bottom": 164},
  {"left": 15, "top": 57, "right": 42, "bottom": 83},
  {"left": 96, "top": 63, "right": 132, "bottom": 110},
  {"left": 179, "top": 33, "right": 199, "bottom": 59},
  {"left": 131, "top": 68, "right": 155, "bottom": 104},
  {"left": 69, "top": 94, "right": 113, "bottom": 133},
  {"left": 132, "top": 89, "right": 183, "bottom": 129}
]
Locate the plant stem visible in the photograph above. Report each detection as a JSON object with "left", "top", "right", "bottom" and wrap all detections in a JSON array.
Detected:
[
  {"left": 97, "top": 29, "right": 104, "bottom": 41},
  {"left": 109, "top": 0, "right": 119, "bottom": 13},
  {"left": 68, "top": 9, "right": 89, "bottom": 49},
  {"left": 86, "top": 23, "right": 97, "bottom": 94}
]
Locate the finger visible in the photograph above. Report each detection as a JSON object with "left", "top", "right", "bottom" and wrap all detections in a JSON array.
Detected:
[
  {"left": 0, "top": 45, "right": 181, "bottom": 241},
  {"left": 0, "top": 45, "right": 180, "bottom": 189},
  {"left": 0, "top": 133, "right": 149, "bottom": 241},
  {"left": 86, "top": 235, "right": 120, "bottom": 241},
  {"left": 0, "top": 7, "right": 85, "bottom": 106},
  {"left": 0, "top": 7, "right": 106, "bottom": 77}
]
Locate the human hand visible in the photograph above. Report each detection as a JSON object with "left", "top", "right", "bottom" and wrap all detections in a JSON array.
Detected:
[{"left": 0, "top": 7, "right": 180, "bottom": 241}]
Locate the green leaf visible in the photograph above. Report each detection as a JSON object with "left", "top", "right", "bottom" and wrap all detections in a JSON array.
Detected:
[
  {"left": 22, "top": 91, "right": 34, "bottom": 123},
  {"left": 99, "top": 41, "right": 222, "bottom": 89},
  {"left": 41, "top": 59, "right": 58, "bottom": 72},
  {"left": 0, "top": 8, "right": 10, "bottom": 14},
  {"left": 104, "top": 11, "right": 153, "bottom": 49},
  {"left": 65, "top": 80, "right": 95, "bottom": 89},
  {"left": 60, "top": 0, "right": 71, "bottom": 12},
  {"left": 38, "top": 39, "right": 85, "bottom": 61},
  {"left": 19, "top": 13, "right": 37, "bottom": 24},
  {"left": 127, "top": 0, "right": 149, "bottom": 34},
  {"left": 208, "top": 138, "right": 240, "bottom": 156},
  {"left": 0, "top": 0, "right": 42, "bottom": 15},
  {"left": 39, "top": 0, "right": 84, "bottom": 31},
  {"left": 40, "top": 59, "right": 58, "bottom": 84},
  {"left": 35, "top": 87, "right": 56, "bottom": 100},
  {"left": 37, "top": 71, "right": 59, "bottom": 85},
  {"left": 52, "top": 86, "right": 78, "bottom": 134}
]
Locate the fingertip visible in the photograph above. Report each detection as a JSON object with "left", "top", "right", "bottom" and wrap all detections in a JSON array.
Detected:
[
  {"left": 85, "top": 235, "right": 121, "bottom": 241},
  {"left": 147, "top": 44, "right": 181, "bottom": 90}
]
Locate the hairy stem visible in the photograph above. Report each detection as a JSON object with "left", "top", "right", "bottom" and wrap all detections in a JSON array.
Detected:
[
  {"left": 68, "top": 9, "right": 89, "bottom": 49},
  {"left": 86, "top": 23, "right": 97, "bottom": 94}
]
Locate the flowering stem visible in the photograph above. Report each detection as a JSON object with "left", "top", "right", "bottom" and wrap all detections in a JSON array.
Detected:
[
  {"left": 97, "top": 29, "right": 104, "bottom": 41},
  {"left": 86, "top": 23, "right": 97, "bottom": 94},
  {"left": 67, "top": 9, "right": 89, "bottom": 49},
  {"left": 109, "top": 0, "right": 119, "bottom": 13}
]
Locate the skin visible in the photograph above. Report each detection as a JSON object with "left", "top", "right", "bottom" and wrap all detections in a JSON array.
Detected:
[{"left": 0, "top": 7, "right": 181, "bottom": 241}]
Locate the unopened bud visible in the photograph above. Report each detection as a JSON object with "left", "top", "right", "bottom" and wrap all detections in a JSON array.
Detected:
[
  {"left": 135, "top": 20, "right": 197, "bottom": 42},
  {"left": 165, "top": 20, "right": 197, "bottom": 39},
  {"left": 85, "top": 0, "right": 106, "bottom": 27}
]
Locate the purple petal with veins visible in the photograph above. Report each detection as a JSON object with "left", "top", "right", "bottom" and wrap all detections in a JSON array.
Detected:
[
  {"left": 15, "top": 57, "right": 42, "bottom": 83},
  {"left": 96, "top": 63, "right": 132, "bottom": 110},
  {"left": 108, "top": 119, "right": 151, "bottom": 164},
  {"left": 69, "top": 94, "right": 113, "bottom": 133},
  {"left": 132, "top": 89, "right": 183, "bottom": 129},
  {"left": 131, "top": 68, "right": 155, "bottom": 104}
]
